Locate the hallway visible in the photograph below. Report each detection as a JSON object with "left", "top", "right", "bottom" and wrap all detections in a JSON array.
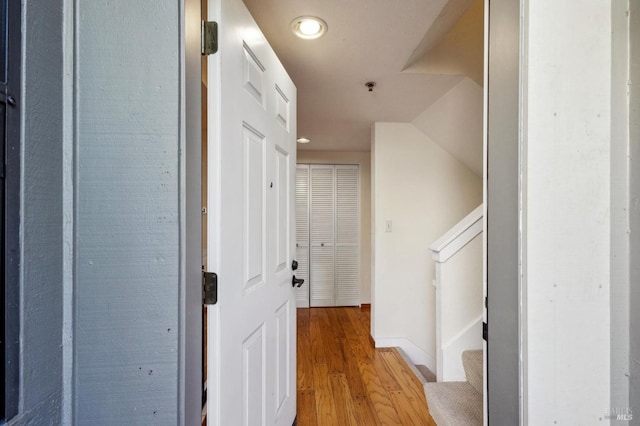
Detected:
[{"left": 296, "top": 307, "right": 436, "bottom": 425}]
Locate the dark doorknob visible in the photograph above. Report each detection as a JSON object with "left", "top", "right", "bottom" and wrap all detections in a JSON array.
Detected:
[
  {"left": 292, "top": 260, "right": 298, "bottom": 271},
  {"left": 292, "top": 275, "right": 304, "bottom": 288}
]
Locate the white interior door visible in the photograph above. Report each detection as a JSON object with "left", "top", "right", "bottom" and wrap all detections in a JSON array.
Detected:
[{"left": 206, "top": 0, "right": 297, "bottom": 424}]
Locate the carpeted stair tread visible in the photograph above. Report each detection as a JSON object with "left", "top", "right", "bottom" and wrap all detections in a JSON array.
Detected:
[
  {"left": 462, "top": 350, "right": 483, "bottom": 395},
  {"left": 424, "top": 381, "right": 482, "bottom": 426}
]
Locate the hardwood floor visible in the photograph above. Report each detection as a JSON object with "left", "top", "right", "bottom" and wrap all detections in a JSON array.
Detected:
[{"left": 296, "top": 306, "right": 436, "bottom": 425}]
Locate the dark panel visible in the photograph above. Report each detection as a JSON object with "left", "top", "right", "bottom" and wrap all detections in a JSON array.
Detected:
[
  {"left": 20, "top": 0, "right": 64, "bottom": 422},
  {"left": 486, "top": 0, "right": 520, "bottom": 423},
  {"left": 3, "top": 0, "right": 20, "bottom": 419},
  {"left": 1, "top": 96, "right": 5, "bottom": 420},
  {"left": 0, "top": 0, "right": 6, "bottom": 83}
]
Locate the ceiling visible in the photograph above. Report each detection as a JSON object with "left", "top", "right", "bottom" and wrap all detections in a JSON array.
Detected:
[{"left": 243, "top": 0, "right": 481, "bottom": 152}]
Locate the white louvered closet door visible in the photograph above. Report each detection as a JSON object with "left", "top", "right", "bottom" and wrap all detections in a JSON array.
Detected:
[
  {"left": 306, "top": 164, "right": 360, "bottom": 307},
  {"left": 309, "top": 165, "right": 336, "bottom": 307},
  {"left": 295, "top": 165, "right": 310, "bottom": 308},
  {"left": 335, "top": 165, "right": 360, "bottom": 306}
]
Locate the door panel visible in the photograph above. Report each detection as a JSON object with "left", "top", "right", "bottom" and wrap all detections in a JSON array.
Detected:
[
  {"left": 310, "top": 245, "right": 335, "bottom": 307},
  {"left": 242, "top": 325, "right": 265, "bottom": 426},
  {"left": 335, "top": 165, "right": 360, "bottom": 306},
  {"left": 243, "top": 45, "right": 266, "bottom": 107},
  {"left": 336, "top": 245, "right": 359, "bottom": 306},
  {"left": 275, "top": 147, "right": 289, "bottom": 273},
  {"left": 310, "top": 165, "right": 335, "bottom": 307},
  {"left": 310, "top": 166, "right": 335, "bottom": 244},
  {"left": 275, "top": 85, "right": 290, "bottom": 131},
  {"left": 206, "top": 0, "right": 297, "bottom": 424},
  {"left": 295, "top": 165, "right": 310, "bottom": 307},
  {"left": 336, "top": 166, "right": 359, "bottom": 244},
  {"left": 243, "top": 123, "right": 266, "bottom": 292},
  {"left": 274, "top": 300, "right": 290, "bottom": 415}
]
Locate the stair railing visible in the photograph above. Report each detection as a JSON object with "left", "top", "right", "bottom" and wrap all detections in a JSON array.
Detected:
[{"left": 429, "top": 204, "right": 483, "bottom": 382}]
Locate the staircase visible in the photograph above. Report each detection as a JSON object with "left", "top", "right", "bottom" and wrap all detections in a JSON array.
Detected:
[{"left": 424, "top": 350, "right": 483, "bottom": 426}]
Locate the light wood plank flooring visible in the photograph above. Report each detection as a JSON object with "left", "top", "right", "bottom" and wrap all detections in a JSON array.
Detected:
[{"left": 297, "top": 306, "right": 436, "bottom": 425}]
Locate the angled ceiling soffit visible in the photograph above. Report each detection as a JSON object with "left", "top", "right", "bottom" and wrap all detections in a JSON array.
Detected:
[{"left": 403, "top": 0, "right": 484, "bottom": 86}]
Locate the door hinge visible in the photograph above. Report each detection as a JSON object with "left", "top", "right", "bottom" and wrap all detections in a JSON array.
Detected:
[
  {"left": 203, "top": 271, "right": 218, "bottom": 305},
  {"left": 482, "top": 321, "right": 488, "bottom": 341},
  {"left": 202, "top": 21, "right": 218, "bottom": 55}
]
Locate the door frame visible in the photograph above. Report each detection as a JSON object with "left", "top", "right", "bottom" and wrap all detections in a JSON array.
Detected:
[
  {"left": 485, "top": 0, "right": 520, "bottom": 424},
  {"left": 627, "top": 0, "right": 640, "bottom": 413},
  {"left": 183, "top": 0, "right": 203, "bottom": 424}
]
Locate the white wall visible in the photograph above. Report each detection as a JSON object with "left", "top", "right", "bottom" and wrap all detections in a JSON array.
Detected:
[
  {"left": 522, "top": 1, "right": 612, "bottom": 423},
  {"left": 297, "top": 150, "right": 372, "bottom": 304},
  {"left": 412, "top": 77, "right": 483, "bottom": 177},
  {"left": 371, "top": 122, "right": 482, "bottom": 368}
]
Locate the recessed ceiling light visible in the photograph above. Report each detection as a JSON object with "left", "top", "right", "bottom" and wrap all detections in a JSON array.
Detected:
[
  {"left": 297, "top": 137, "right": 311, "bottom": 144},
  {"left": 290, "top": 16, "right": 327, "bottom": 40}
]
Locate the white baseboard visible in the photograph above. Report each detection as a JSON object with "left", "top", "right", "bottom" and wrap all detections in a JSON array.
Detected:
[{"left": 374, "top": 337, "right": 436, "bottom": 372}]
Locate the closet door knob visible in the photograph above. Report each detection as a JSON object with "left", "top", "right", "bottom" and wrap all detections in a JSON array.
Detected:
[{"left": 292, "top": 260, "right": 298, "bottom": 270}]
